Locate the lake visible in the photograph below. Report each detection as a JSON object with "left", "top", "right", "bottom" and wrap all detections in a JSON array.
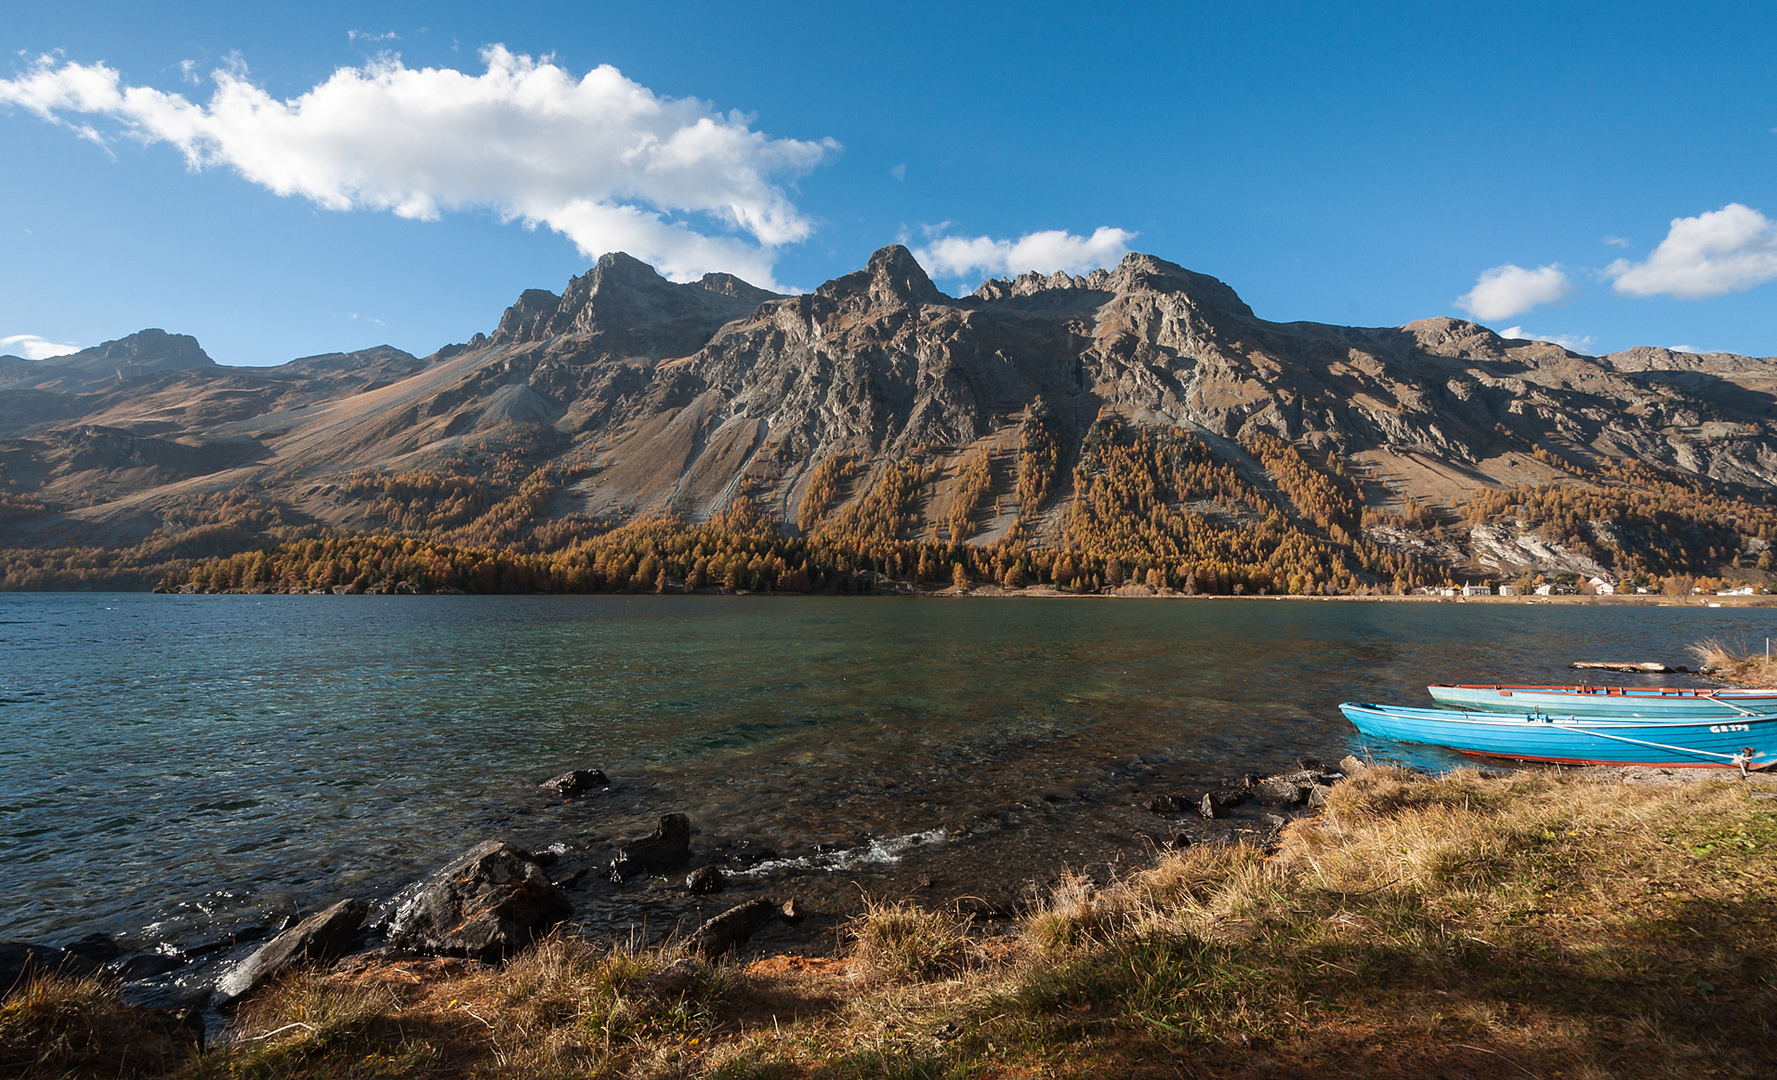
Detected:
[{"left": 3, "top": 592, "right": 1774, "bottom": 952}]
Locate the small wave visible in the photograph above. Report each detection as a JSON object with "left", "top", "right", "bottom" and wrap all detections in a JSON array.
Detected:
[{"left": 734, "top": 827, "right": 947, "bottom": 879}]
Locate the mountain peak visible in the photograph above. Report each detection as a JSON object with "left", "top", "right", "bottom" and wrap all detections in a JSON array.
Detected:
[
  {"left": 816, "top": 244, "right": 946, "bottom": 307},
  {"left": 0, "top": 328, "right": 216, "bottom": 392},
  {"left": 489, "top": 254, "right": 781, "bottom": 357},
  {"left": 1109, "top": 253, "right": 1254, "bottom": 318}
]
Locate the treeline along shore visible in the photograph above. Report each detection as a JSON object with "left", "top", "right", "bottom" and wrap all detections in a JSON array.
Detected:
[
  {"left": 6, "top": 760, "right": 1776, "bottom": 1079},
  {"left": 5, "top": 410, "right": 1776, "bottom": 599}
]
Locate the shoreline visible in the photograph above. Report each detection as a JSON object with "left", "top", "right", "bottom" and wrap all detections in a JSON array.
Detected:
[
  {"left": 10, "top": 761, "right": 1777, "bottom": 1078},
  {"left": 136, "top": 584, "right": 1777, "bottom": 607}
]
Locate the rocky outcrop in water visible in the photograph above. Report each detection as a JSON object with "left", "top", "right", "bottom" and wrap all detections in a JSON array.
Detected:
[{"left": 388, "top": 841, "right": 572, "bottom": 961}]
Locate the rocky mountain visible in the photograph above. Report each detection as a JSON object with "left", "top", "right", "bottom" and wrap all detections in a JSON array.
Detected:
[
  {"left": 2, "top": 246, "right": 1773, "bottom": 586},
  {"left": 0, "top": 329, "right": 217, "bottom": 393}
]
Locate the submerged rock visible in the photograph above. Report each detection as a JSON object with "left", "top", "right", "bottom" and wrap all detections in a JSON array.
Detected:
[
  {"left": 214, "top": 898, "right": 368, "bottom": 1008},
  {"left": 541, "top": 769, "right": 610, "bottom": 798},
  {"left": 610, "top": 814, "right": 692, "bottom": 883},
  {"left": 685, "top": 866, "right": 726, "bottom": 895},
  {"left": 389, "top": 841, "right": 572, "bottom": 961}
]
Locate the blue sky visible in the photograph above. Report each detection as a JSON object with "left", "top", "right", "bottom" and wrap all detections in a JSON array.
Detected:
[{"left": 2, "top": 1, "right": 1774, "bottom": 365}]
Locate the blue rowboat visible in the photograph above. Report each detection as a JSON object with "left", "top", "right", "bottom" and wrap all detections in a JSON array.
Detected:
[
  {"left": 1340, "top": 702, "right": 1777, "bottom": 770},
  {"left": 1427, "top": 683, "right": 1777, "bottom": 719}
]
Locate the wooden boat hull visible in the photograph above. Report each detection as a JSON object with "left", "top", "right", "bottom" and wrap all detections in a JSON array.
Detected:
[
  {"left": 1341, "top": 702, "right": 1777, "bottom": 769},
  {"left": 1427, "top": 684, "right": 1777, "bottom": 719}
]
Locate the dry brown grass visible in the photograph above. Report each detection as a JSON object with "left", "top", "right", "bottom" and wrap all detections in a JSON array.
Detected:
[
  {"left": 846, "top": 900, "right": 978, "bottom": 981},
  {"left": 13, "top": 767, "right": 1777, "bottom": 1078},
  {"left": 0, "top": 973, "right": 192, "bottom": 1079},
  {"left": 1692, "top": 635, "right": 1777, "bottom": 686}
]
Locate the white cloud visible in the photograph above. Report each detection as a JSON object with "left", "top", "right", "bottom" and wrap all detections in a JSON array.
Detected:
[
  {"left": 1, "top": 334, "right": 80, "bottom": 360},
  {"left": 0, "top": 48, "right": 839, "bottom": 290},
  {"left": 1498, "top": 327, "right": 1596, "bottom": 354},
  {"left": 1455, "top": 263, "right": 1573, "bottom": 322},
  {"left": 914, "top": 226, "right": 1136, "bottom": 279},
  {"left": 1605, "top": 203, "right": 1777, "bottom": 299},
  {"left": 1602, "top": 235, "right": 1630, "bottom": 248},
  {"left": 347, "top": 31, "right": 401, "bottom": 44},
  {"left": 890, "top": 162, "right": 905, "bottom": 181}
]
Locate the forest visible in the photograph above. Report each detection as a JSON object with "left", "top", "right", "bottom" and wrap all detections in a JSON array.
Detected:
[{"left": 2, "top": 413, "right": 1771, "bottom": 596}]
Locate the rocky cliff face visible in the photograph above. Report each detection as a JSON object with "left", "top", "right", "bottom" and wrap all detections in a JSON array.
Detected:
[{"left": 2, "top": 246, "right": 1773, "bottom": 579}]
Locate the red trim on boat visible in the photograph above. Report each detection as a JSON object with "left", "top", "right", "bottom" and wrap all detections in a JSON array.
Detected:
[{"left": 1450, "top": 748, "right": 1757, "bottom": 769}]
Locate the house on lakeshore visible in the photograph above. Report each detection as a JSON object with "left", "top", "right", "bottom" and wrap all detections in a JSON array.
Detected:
[
  {"left": 1461, "top": 584, "right": 1492, "bottom": 597},
  {"left": 1588, "top": 576, "right": 1617, "bottom": 595},
  {"left": 1498, "top": 584, "right": 1519, "bottom": 596}
]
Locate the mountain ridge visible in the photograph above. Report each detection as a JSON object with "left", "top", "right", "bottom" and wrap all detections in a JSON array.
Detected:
[{"left": 2, "top": 245, "right": 1773, "bottom": 591}]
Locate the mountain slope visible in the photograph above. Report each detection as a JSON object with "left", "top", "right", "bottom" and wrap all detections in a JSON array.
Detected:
[{"left": 2, "top": 246, "right": 1773, "bottom": 589}]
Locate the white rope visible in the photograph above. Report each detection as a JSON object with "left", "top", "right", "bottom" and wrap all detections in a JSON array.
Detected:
[{"left": 1558, "top": 723, "right": 1760, "bottom": 765}]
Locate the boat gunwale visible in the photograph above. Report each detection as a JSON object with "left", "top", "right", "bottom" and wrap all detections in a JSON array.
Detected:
[{"left": 1431, "top": 683, "right": 1777, "bottom": 700}]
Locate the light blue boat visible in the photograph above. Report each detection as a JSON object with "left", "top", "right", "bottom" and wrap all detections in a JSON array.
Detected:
[
  {"left": 1427, "top": 683, "right": 1777, "bottom": 719},
  {"left": 1340, "top": 701, "right": 1777, "bottom": 770}
]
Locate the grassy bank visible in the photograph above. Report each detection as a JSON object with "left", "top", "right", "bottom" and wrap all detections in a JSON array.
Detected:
[
  {"left": 8, "top": 765, "right": 1776, "bottom": 1079},
  {"left": 1694, "top": 636, "right": 1777, "bottom": 686}
]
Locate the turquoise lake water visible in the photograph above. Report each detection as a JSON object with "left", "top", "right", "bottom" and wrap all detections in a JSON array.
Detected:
[{"left": 3, "top": 593, "right": 1774, "bottom": 947}]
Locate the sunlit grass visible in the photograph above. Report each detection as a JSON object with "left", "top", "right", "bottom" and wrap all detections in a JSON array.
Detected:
[{"left": 14, "top": 765, "right": 1777, "bottom": 1078}]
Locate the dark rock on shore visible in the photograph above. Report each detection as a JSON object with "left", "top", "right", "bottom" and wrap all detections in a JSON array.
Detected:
[
  {"left": 2, "top": 941, "right": 98, "bottom": 995},
  {"left": 108, "top": 952, "right": 185, "bottom": 981},
  {"left": 1201, "top": 791, "right": 1244, "bottom": 819},
  {"left": 1146, "top": 786, "right": 1250, "bottom": 818},
  {"left": 610, "top": 814, "right": 692, "bottom": 883},
  {"left": 542, "top": 769, "right": 610, "bottom": 798},
  {"left": 1254, "top": 778, "right": 1311, "bottom": 807},
  {"left": 61, "top": 932, "right": 120, "bottom": 966},
  {"left": 214, "top": 898, "right": 368, "bottom": 1008},
  {"left": 690, "top": 898, "right": 778, "bottom": 956},
  {"left": 389, "top": 841, "right": 572, "bottom": 961},
  {"left": 643, "top": 957, "right": 702, "bottom": 996},
  {"left": 184, "top": 924, "right": 272, "bottom": 958}
]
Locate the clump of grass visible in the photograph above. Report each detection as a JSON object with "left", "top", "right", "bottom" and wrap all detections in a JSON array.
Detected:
[
  {"left": 1692, "top": 635, "right": 1777, "bottom": 685},
  {"left": 0, "top": 974, "right": 190, "bottom": 1080},
  {"left": 848, "top": 900, "right": 977, "bottom": 980},
  {"left": 201, "top": 971, "right": 434, "bottom": 1078}
]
